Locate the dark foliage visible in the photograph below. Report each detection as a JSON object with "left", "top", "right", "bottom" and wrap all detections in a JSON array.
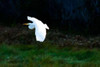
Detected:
[
  {"left": 0, "top": 0, "right": 100, "bottom": 34},
  {"left": 0, "top": 27, "right": 100, "bottom": 48}
]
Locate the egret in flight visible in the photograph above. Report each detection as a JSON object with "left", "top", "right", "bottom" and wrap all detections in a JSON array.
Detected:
[{"left": 23, "top": 16, "right": 49, "bottom": 42}]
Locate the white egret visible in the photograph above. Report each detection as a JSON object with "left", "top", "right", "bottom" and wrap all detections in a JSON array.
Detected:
[{"left": 23, "top": 16, "right": 49, "bottom": 42}]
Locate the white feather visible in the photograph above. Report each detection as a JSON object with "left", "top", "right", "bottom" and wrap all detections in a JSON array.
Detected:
[
  {"left": 28, "top": 23, "right": 35, "bottom": 29},
  {"left": 27, "top": 16, "right": 49, "bottom": 42}
]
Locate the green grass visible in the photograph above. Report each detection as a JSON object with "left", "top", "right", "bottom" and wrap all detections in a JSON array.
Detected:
[{"left": 0, "top": 42, "right": 100, "bottom": 67}]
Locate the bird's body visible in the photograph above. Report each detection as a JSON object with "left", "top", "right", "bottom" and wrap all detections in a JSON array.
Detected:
[{"left": 23, "top": 16, "right": 49, "bottom": 42}]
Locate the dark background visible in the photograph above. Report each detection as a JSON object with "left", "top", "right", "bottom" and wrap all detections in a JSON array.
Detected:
[{"left": 0, "top": 0, "right": 100, "bottom": 35}]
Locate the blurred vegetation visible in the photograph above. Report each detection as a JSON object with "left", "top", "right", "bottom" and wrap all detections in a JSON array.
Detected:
[
  {"left": 0, "top": 27, "right": 99, "bottom": 66},
  {"left": 0, "top": 27, "right": 100, "bottom": 48},
  {"left": 0, "top": 43, "right": 100, "bottom": 66}
]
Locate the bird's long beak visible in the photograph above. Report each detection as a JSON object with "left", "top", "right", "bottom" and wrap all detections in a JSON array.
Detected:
[{"left": 23, "top": 23, "right": 29, "bottom": 25}]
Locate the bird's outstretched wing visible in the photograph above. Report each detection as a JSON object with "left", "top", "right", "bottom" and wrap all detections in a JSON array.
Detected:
[{"left": 35, "top": 30, "right": 46, "bottom": 42}]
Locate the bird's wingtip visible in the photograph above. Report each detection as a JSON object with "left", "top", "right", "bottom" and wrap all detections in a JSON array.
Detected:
[
  {"left": 27, "top": 16, "right": 31, "bottom": 18},
  {"left": 44, "top": 24, "right": 49, "bottom": 30}
]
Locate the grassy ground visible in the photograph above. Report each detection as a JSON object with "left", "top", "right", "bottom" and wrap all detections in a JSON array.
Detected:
[
  {"left": 0, "top": 26, "right": 100, "bottom": 67},
  {"left": 0, "top": 43, "right": 100, "bottom": 67}
]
